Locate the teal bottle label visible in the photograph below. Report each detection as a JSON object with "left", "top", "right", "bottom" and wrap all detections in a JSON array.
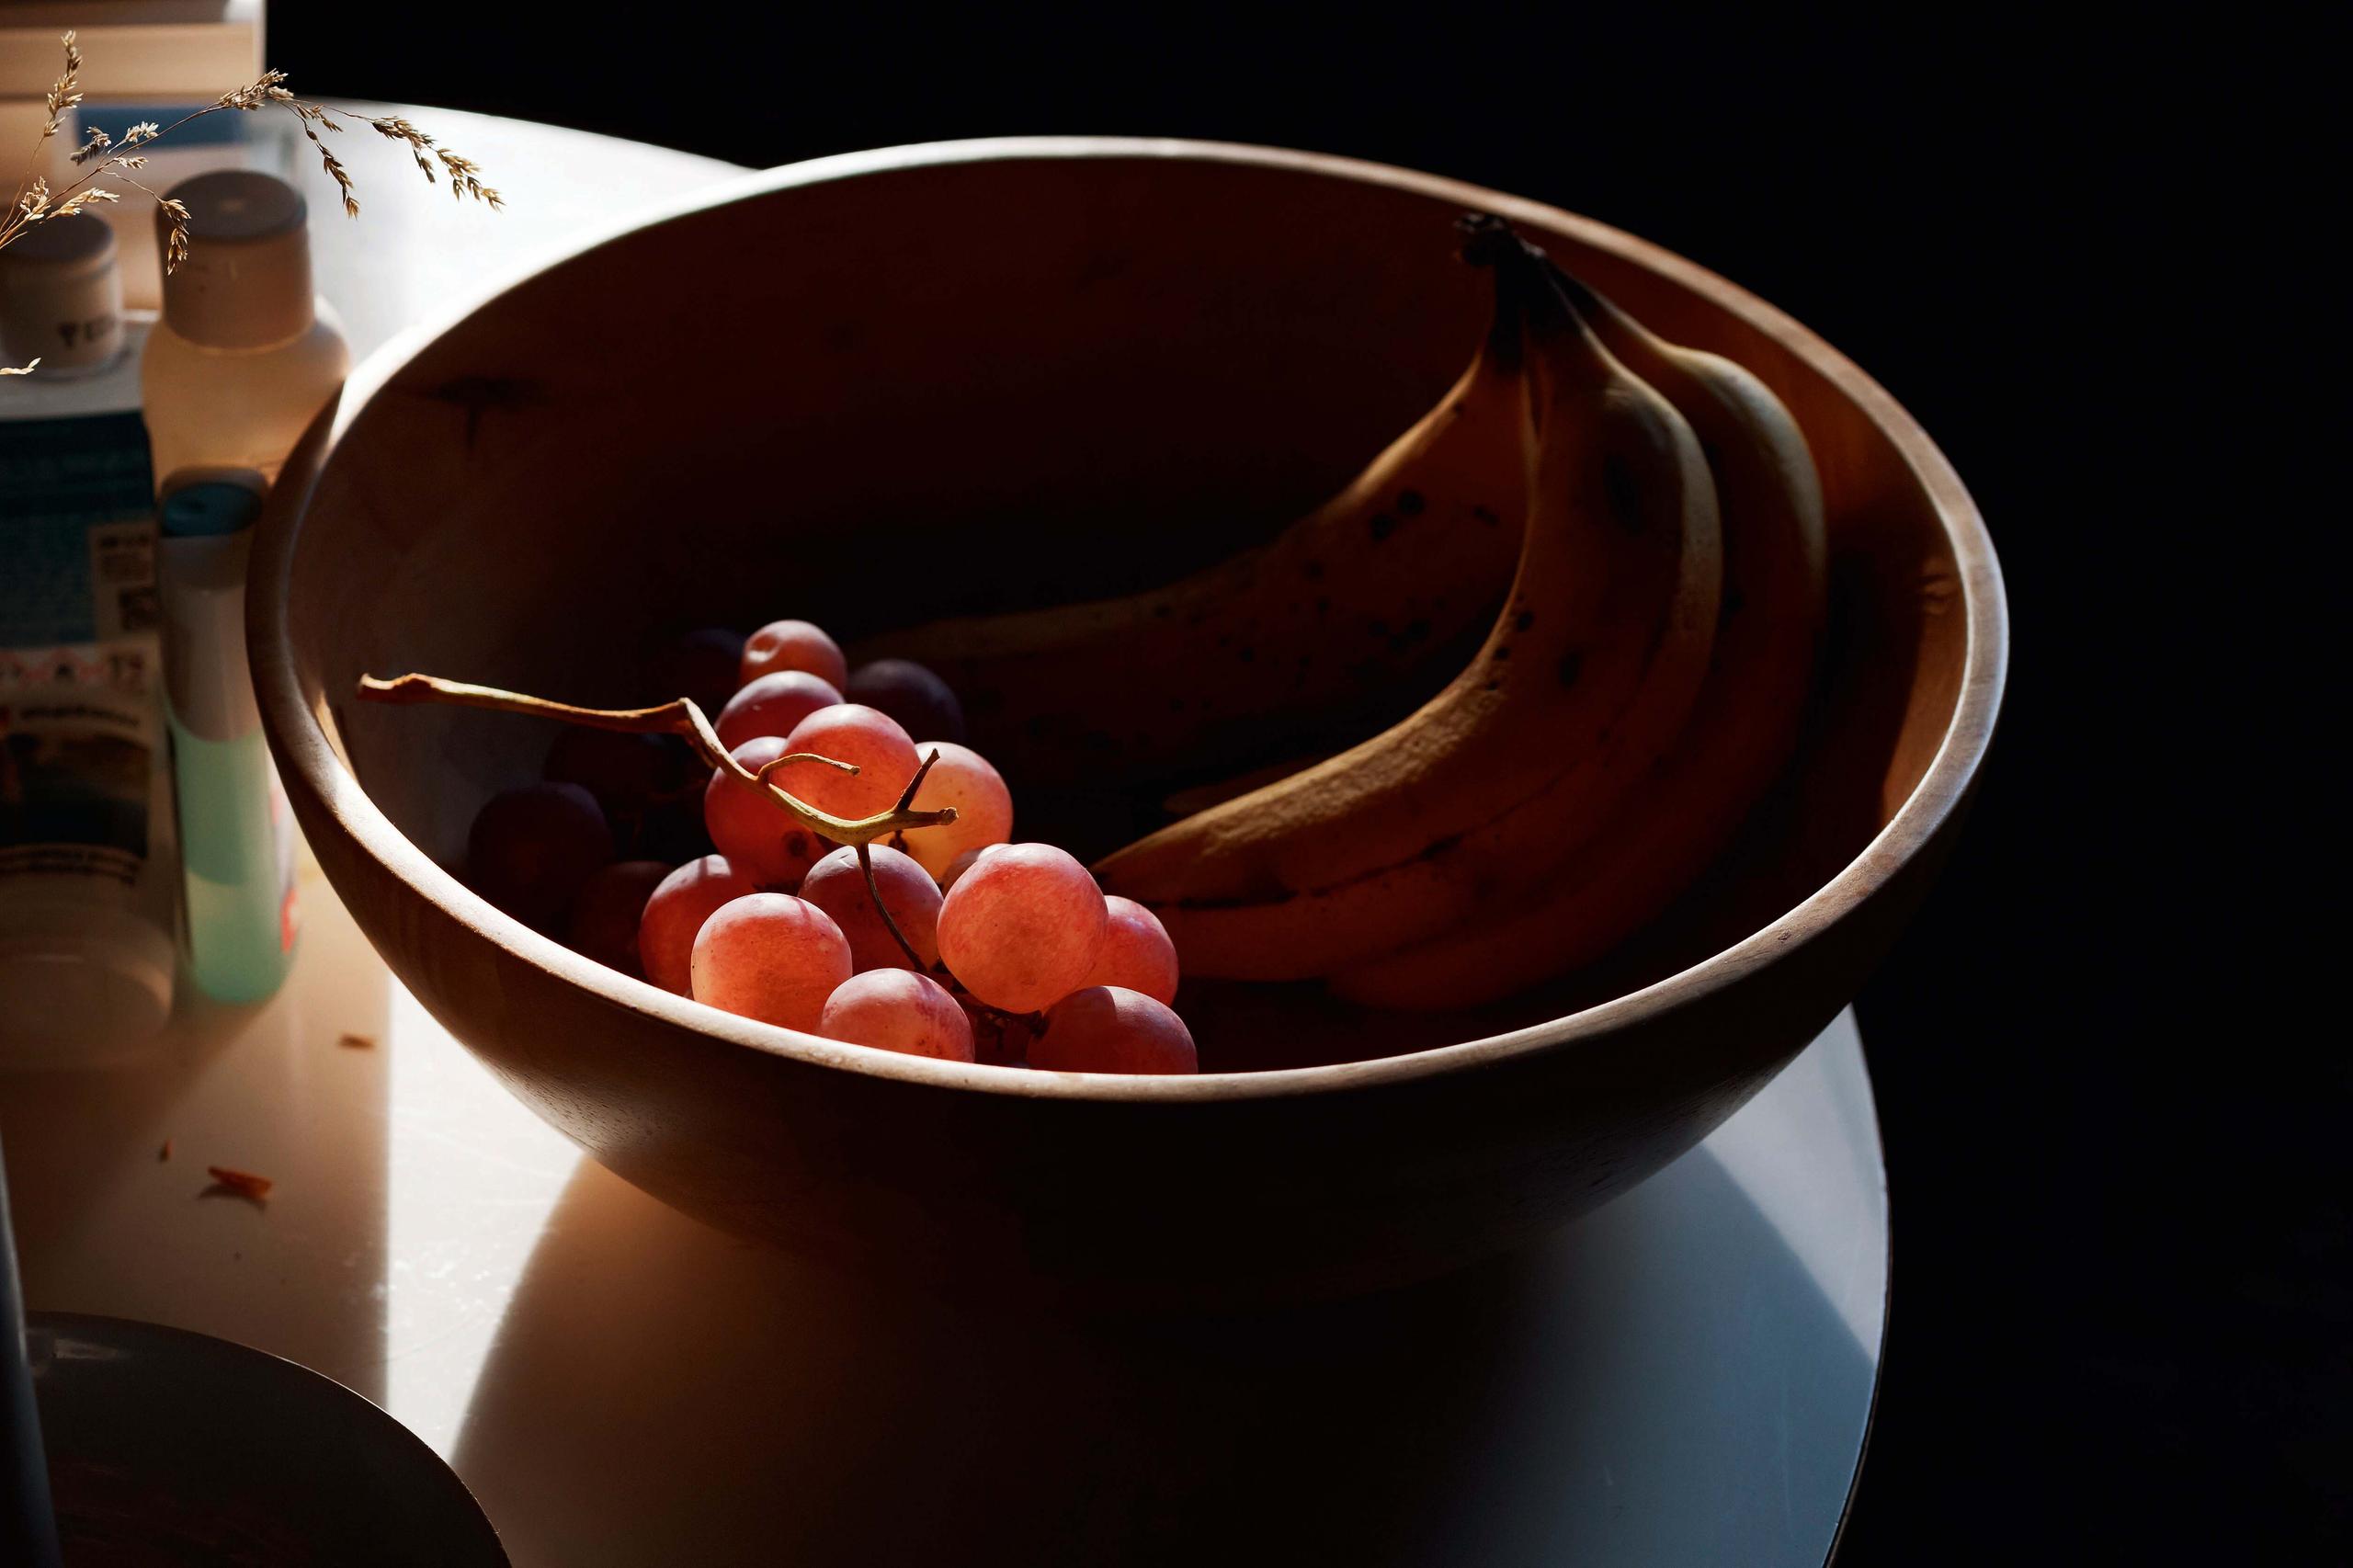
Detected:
[{"left": 0, "top": 409, "right": 163, "bottom": 885}]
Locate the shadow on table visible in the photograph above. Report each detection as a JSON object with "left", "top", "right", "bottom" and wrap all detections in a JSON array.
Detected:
[{"left": 449, "top": 1138, "right": 1875, "bottom": 1568}]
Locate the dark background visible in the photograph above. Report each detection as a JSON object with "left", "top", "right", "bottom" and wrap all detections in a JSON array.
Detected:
[{"left": 277, "top": 8, "right": 2337, "bottom": 1562}]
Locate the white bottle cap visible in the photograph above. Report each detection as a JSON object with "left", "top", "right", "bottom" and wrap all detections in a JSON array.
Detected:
[
  {"left": 157, "top": 170, "right": 315, "bottom": 350},
  {"left": 0, "top": 212, "right": 124, "bottom": 373}
]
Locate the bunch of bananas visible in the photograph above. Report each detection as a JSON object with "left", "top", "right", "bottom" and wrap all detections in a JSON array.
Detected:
[{"left": 866, "top": 217, "right": 1826, "bottom": 1010}]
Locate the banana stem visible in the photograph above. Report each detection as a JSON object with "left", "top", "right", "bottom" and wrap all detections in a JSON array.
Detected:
[
  {"left": 354, "top": 673, "right": 959, "bottom": 848},
  {"left": 1459, "top": 212, "right": 1590, "bottom": 353}
]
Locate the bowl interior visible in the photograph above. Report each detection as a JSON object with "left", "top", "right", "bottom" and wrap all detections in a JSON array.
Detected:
[{"left": 283, "top": 146, "right": 1975, "bottom": 1071}]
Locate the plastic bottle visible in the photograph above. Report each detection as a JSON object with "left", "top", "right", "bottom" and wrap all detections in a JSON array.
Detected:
[
  {"left": 0, "top": 215, "right": 179, "bottom": 1065},
  {"left": 142, "top": 171, "right": 348, "bottom": 1002},
  {"left": 160, "top": 470, "right": 297, "bottom": 1001},
  {"left": 142, "top": 171, "right": 350, "bottom": 484}
]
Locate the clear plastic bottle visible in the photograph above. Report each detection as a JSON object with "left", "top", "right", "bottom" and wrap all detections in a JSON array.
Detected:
[
  {"left": 0, "top": 215, "right": 179, "bottom": 1065},
  {"left": 142, "top": 171, "right": 348, "bottom": 1003}
]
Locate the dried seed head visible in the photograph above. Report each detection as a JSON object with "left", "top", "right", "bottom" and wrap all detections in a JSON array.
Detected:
[{"left": 6, "top": 41, "right": 499, "bottom": 278}]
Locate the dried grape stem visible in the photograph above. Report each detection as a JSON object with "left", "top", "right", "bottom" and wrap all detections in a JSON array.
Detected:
[
  {"left": 856, "top": 747, "right": 945, "bottom": 971},
  {"left": 855, "top": 843, "right": 923, "bottom": 973},
  {"left": 892, "top": 746, "right": 942, "bottom": 814},
  {"left": 355, "top": 673, "right": 958, "bottom": 848}
]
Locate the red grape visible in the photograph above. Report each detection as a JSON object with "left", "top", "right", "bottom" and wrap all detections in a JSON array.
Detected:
[
  {"left": 1029, "top": 986, "right": 1197, "bottom": 1074},
  {"left": 935, "top": 843, "right": 1107, "bottom": 1013},
  {"left": 703, "top": 736, "right": 828, "bottom": 888},
  {"left": 772, "top": 704, "right": 920, "bottom": 822},
  {"left": 714, "top": 669, "right": 842, "bottom": 751},
  {"left": 564, "top": 859, "right": 672, "bottom": 978},
  {"left": 818, "top": 970, "right": 975, "bottom": 1062},
  {"left": 844, "top": 658, "right": 966, "bottom": 745},
  {"left": 638, "top": 853, "right": 758, "bottom": 994},
  {"left": 796, "top": 844, "right": 942, "bottom": 971},
  {"left": 689, "top": 892, "right": 851, "bottom": 1032},
  {"left": 467, "top": 782, "right": 612, "bottom": 932},
  {"left": 938, "top": 846, "right": 995, "bottom": 891},
  {"left": 893, "top": 741, "right": 1014, "bottom": 879},
  {"left": 1082, "top": 895, "right": 1180, "bottom": 1005},
  {"left": 740, "top": 619, "right": 848, "bottom": 691}
]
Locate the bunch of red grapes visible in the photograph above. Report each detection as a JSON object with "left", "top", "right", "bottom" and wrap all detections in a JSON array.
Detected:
[{"left": 463, "top": 619, "right": 1194, "bottom": 1074}]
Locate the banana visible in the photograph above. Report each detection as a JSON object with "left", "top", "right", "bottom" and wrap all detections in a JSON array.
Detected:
[
  {"left": 852, "top": 225, "right": 1534, "bottom": 788},
  {"left": 1159, "top": 752, "right": 1319, "bottom": 818},
  {"left": 1329, "top": 265, "right": 1828, "bottom": 1009},
  {"left": 1096, "top": 232, "right": 1724, "bottom": 980}
]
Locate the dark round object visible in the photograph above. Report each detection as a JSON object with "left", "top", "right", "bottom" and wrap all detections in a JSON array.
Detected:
[
  {"left": 637, "top": 794, "right": 717, "bottom": 863},
  {"left": 651, "top": 626, "right": 746, "bottom": 715},
  {"left": 543, "top": 727, "right": 669, "bottom": 818},
  {"left": 565, "top": 858, "right": 673, "bottom": 977},
  {"left": 466, "top": 782, "right": 612, "bottom": 931},
  {"left": 845, "top": 658, "right": 967, "bottom": 746},
  {"left": 28, "top": 1312, "right": 506, "bottom": 1564}
]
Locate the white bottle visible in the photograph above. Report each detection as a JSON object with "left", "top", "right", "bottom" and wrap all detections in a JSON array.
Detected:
[
  {"left": 0, "top": 215, "right": 178, "bottom": 1064},
  {"left": 142, "top": 172, "right": 349, "bottom": 1003},
  {"left": 142, "top": 170, "right": 350, "bottom": 484}
]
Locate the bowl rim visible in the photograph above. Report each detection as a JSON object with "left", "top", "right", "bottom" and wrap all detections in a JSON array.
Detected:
[{"left": 252, "top": 134, "right": 2008, "bottom": 1106}]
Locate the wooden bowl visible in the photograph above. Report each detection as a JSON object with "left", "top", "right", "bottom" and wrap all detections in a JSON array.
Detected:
[{"left": 251, "top": 139, "right": 2006, "bottom": 1307}]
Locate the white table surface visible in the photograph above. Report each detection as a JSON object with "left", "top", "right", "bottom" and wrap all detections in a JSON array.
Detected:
[{"left": 0, "top": 110, "right": 1887, "bottom": 1566}]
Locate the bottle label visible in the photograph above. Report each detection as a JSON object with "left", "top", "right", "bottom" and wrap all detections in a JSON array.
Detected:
[
  {"left": 0, "top": 407, "right": 164, "bottom": 884},
  {"left": 1, "top": 411, "right": 158, "bottom": 644}
]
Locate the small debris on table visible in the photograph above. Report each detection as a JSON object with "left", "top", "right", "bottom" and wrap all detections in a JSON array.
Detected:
[
  {"left": 158, "top": 1138, "right": 173, "bottom": 1162},
  {"left": 203, "top": 1165, "right": 274, "bottom": 1202},
  {"left": 337, "top": 1031, "right": 378, "bottom": 1050}
]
